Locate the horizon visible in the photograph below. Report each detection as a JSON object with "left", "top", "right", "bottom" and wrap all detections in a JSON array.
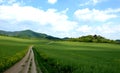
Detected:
[
  {"left": 0, "top": 0, "right": 120, "bottom": 40},
  {"left": 0, "top": 29, "right": 119, "bottom": 40}
]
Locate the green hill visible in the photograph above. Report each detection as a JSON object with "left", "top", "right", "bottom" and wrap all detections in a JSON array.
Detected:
[
  {"left": 67, "top": 35, "right": 116, "bottom": 43},
  {"left": 116, "top": 40, "right": 120, "bottom": 43},
  {"left": 0, "top": 30, "right": 118, "bottom": 43},
  {"left": 0, "top": 30, "right": 60, "bottom": 40}
]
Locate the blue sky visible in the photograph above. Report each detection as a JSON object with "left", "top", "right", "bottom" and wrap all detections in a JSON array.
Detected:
[{"left": 0, "top": 0, "right": 120, "bottom": 39}]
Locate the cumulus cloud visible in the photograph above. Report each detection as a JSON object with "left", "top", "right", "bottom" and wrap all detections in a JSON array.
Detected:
[
  {"left": 76, "top": 23, "right": 120, "bottom": 39},
  {"left": 0, "top": 1, "right": 120, "bottom": 39},
  {"left": 80, "top": 0, "right": 104, "bottom": 6},
  {"left": 48, "top": 0, "right": 57, "bottom": 4},
  {"left": 96, "top": 22, "right": 120, "bottom": 34},
  {"left": 74, "top": 8, "right": 119, "bottom": 22},
  {"left": 0, "top": 3, "right": 77, "bottom": 32},
  {"left": 76, "top": 25, "right": 92, "bottom": 33},
  {"left": 76, "top": 22, "right": 120, "bottom": 35}
]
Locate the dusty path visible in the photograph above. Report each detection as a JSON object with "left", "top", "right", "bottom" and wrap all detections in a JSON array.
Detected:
[{"left": 4, "top": 45, "right": 37, "bottom": 73}]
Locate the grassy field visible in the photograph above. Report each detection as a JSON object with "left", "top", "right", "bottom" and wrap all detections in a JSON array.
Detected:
[
  {"left": 0, "top": 36, "right": 34, "bottom": 72},
  {"left": 0, "top": 36, "right": 120, "bottom": 73},
  {"left": 34, "top": 41, "right": 120, "bottom": 73},
  {"left": 0, "top": 36, "right": 51, "bottom": 72}
]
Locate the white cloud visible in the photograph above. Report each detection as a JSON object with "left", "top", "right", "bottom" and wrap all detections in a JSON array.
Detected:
[
  {"left": 104, "top": 8, "right": 120, "bottom": 13},
  {"left": 48, "top": 0, "right": 57, "bottom": 4},
  {"left": 76, "top": 22, "right": 120, "bottom": 39},
  {"left": 96, "top": 22, "right": 120, "bottom": 39},
  {"left": 96, "top": 22, "right": 120, "bottom": 34},
  {"left": 61, "top": 8, "right": 69, "bottom": 14},
  {"left": 7, "top": 0, "right": 16, "bottom": 4},
  {"left": 92, "top": 0, "right": 101, "bottom": 4},
  {"left": 77, "top": 25, "right": 92, "bottom": 33},
  {"left": 0, "top": 0, "right": 16, "bottom": 4},
  {"left": 74, "top": 8, "right": 119, "bottom": 22},
  {"left": 80, "top": 0, "right": 104, "bottom": 6},
  {"left": 0, "top": 3, "right": 77, "bottom": 32},
  {"left": 0, "top": 2, "right": 120, "bottom": 39}
]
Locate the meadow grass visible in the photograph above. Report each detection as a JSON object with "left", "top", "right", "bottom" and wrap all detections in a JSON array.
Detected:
[
  {"left": 0, "top": 36, "right": 51, "bottom": 72},
  {"left": 0, "top": 36, "right": 120, "bottom": 73},
  {"left": 34, "top": 41, "right": 120, "bottom": 73},
  {"left": 0, "top": 36, "right": 33, "bottom": 72}
]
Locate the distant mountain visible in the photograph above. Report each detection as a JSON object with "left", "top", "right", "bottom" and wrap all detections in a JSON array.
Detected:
[{"left": 0, "top": 30, "right": 60, "bottom": 40}]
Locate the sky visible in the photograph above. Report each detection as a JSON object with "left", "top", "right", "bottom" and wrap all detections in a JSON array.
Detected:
[{"left": 0, "top": 0, "right": 120, "bottom": 39}]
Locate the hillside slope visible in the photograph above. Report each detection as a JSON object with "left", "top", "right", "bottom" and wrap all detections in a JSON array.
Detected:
[{"left": 0, "top": 30, "right": 60, "bottom": 40}]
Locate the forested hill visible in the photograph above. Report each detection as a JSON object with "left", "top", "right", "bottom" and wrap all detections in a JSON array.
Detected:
[
  {"left": 0, "top": 30, "right": 60, "bottom": 40},
  {"left": 65, "top": 35, "right": 118, "bottom": 43},
  {"left": 116, "top": 40, "right": 120, "bottom": 43}
]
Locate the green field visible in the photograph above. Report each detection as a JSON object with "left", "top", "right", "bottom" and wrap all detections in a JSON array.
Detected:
[
  {"left": 34, "top": 41, "right": 120, "bottom": 73},
  {"left": 0, "top": 36, "right": 120, "bottom": 73},
  {"left": 0, "top": 36, "right": 33, "bottom": 72}
]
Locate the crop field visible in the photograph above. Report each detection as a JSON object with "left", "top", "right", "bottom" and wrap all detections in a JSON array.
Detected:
[
  {"left": 0, "top": 36, "right": 33, "bottom": 72},
  {"left": 0, "top": 36, "right": 120, "bottom": 73},
  {"left": 0, "top": 36, "right": 51, "bottom": 73},
  {"left": 34, "top": 41, "right": 120, "bottom": 73}
]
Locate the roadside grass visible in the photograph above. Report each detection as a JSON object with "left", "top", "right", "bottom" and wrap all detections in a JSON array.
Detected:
[
  {"left": 0, "top": 36, "right": 51, "bottom": 73},
  {"left": 0, "top": 36, "right": 31, "bottom": 72}
]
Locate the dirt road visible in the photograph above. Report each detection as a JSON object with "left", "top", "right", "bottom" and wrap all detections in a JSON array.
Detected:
[{"left": 4, "top": 45, "right": 37, "bottom": 73}]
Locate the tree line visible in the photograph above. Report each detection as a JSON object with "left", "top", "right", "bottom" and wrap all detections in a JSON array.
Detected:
[{"left": 65, "top": 35, "right": 119, "bottom": 43}]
